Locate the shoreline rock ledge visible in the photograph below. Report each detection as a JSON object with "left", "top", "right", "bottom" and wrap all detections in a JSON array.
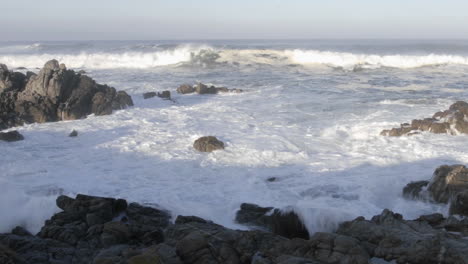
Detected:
[
  {"left": 3, "top": 194, "right": 468, "bottom": 263},
  {"left": 0, "top": 60, "right": 133, "bottom": 130},
  {"left": 381, "top": 101, "right": 468, "bottom": 136}
]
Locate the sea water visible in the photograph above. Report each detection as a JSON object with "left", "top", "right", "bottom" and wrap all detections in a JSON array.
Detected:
[{"left": 1, "top": 39, "right": 468, "bottom": 234}]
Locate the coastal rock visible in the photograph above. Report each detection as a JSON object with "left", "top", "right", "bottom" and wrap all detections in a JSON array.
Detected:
[
  {"left": 402, "top": 180, "right": 429, "bottom": 200},
  {"left": 177, "top": 82, "right": 243, "bottom": 95},
  {"left": 381, "top": 101, "right": 468, "bottom": 136},
  {"left": 428, "top": 165, "right": 468, "bottom": 203},
  {"left": 69, "top": 130, "right": 78, "bottom": 137},
  {"left": 0, "top": 130, "right": 24, "bottom": 142},
  {"left": 176, "top": 84, "right": 195, "bottom": 94},
  {"left": 0, "top": 60, "right": 133, "bottom": 129},
  {"left": 337, "top": 209, "right": 468, "bottom": 263},
  {"left": 143, "top": 92, "right": 156, "bottom": 99},
  {"left": 157, "top": 90, "right": 171, "bottom": 99},
  {"left": 236, "top": 203, "right": 310, "bottom": 239},
  {"left": 449, "top": 190, "right": 468, "bottom": 216},
  {"left": 193, "top": 136, "right": 225, "bottom": 152}
]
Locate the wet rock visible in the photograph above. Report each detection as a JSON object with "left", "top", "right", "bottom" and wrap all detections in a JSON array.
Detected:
[
  {"left": 428, "top": 165, "right": 468, "bottom": 203},
  {"left": 0, "top": 130, "right": 24, "bottom": 142},
  {"left": 236, "top": 203, "right": 310, "bottom": 240},
  {"left": 0, "top": 60, "right": 133, "bottom": 129},
  {"left": 381, "top": 101, "right": 468, "bottom": 136},
  {"left": 157, "top": 90, "right": 171, "bottom": 99},
  {"left": 402, "top": 180, "right": 429, "bottom": 200},
  {"left": 193, "top": 136, "right": 224, "bottom": 152},
  {"left": 176, "top": 84, "right": 195, "bottom": 94},
  {"left": 337, "top": 209, "right": 468, "bottom": 263},
  {"left": 449, "top": 190, "right": 468, "bottom": 216},
  {"left": 194, "top": 83, "right": 217, "bottom": 94},
  {"left": 69, "top": 130, "right": 78, "bottom": 137},
  {"left": 11, "top": 226, "right": 32, "bottom": 237},
  {"left": 143, "top": 92, "right": 157, "bottom": 99}
]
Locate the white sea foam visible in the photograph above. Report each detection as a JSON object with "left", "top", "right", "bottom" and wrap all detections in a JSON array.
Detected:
[
  {"left": 0, "top": 41, "right": 467, "bottom": 236},
  {"left": 1, "top": 46, "right": 468, "bottom": 70}
]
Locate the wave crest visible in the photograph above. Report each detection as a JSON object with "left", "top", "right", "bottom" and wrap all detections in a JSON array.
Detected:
[{"left": 1, "top": 46, "right": 468, "bottom": 70}]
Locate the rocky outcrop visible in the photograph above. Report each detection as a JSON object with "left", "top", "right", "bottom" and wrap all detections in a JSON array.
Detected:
[
  {"left": 0, "top": 130, "right": 24, "bottom": 142},
  {"left": 0, "top": 60, "right": 133, "bottom": 130},
  {"left": 337, "top": 209, "right": 468, "bottom": 264},
  {"left": 403, "top": 165, "right": 468, "bottom": 216},
  {"left": 177, "top": 83, "right": 242, "bottom": 95},
  {"left": 381, "top": 101, "right": 468, "bottom": 136},
  {"left": 193, "top": 136, "right": 225, "bottom": 152},
  {"left": 236, "top": 203, "right": 310, "bottom": 239},
  {"left": 4, "top": 194, "right": 468, "bottom": 264}
]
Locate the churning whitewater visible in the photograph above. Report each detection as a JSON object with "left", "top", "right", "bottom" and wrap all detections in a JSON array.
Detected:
[{"left": 1, "top": 40, "right": 468, "bottom": 235}]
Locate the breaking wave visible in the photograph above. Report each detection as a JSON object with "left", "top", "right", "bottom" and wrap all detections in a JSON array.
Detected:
[{"left": 1, "top": 46, "right": 468, "bottom": 70}]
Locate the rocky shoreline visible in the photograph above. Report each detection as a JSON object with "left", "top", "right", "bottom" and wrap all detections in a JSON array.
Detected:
[{"left": 1, "top": 164, "right": 468, "bottom": 264}]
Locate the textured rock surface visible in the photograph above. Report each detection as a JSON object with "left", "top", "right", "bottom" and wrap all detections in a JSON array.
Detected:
[
  {"left": 403, "top": 165, "right": 468, "bottom": 218},
  {"left": 0, "top": 60, "right": 133, "bottom": 130},
  {"left": 381, "top": 101, "right": 468, "bottom": 136},
  {"left": 236, "top": 203, "right": 310, "bottom": 239},
  {"left": 4, "top": 194, "right": 468, "bottom": 263},
  {"left": 193, "top": 136, "right": 225, "bottom": 152}
]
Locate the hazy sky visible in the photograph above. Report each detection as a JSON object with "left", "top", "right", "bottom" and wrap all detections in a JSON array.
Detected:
[{"left": 2, "top": 0, "right": 468, "bottom": 40}]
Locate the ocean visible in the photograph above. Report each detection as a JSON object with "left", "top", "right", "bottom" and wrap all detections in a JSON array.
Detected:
[{"left": 1, "top": 39, "right": 468, "bottom": 234}]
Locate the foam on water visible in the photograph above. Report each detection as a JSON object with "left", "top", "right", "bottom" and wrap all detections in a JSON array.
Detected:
[{"left": 0, "top": 40, "right": 468, "bottom": 235}]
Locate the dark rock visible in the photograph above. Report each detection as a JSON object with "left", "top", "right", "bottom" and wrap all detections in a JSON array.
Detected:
[
  {"left": 416, "top": 213, "right": 445, "bottom": 226},
  {"left": 194, "top": 83, "right": 217, "bottom": 94},
  {"left": 0, "top": 130, "right": 24, "bottom": 142},
  {"left": 176, "top": 84, "right": 194, "bottom": 94},
  {"left": 78, "top": 70, "right": 86, "bottom": 74},
  {"left": 175, "top": 215, "right": 209, "bottom": 225},
  {"left": 381, "top": 101, "right": 468, "bottom": 136},
  {"left": 11, "top": 226, "right": 32, "bottom": 237},
  {"left": 101, "top": 221, "right": 131, "bottom": 247},
  {"left": 402, "top": 180, "right": 429, "bottom": 200},
  {"left": 337, "top": 209, "right": 468, "bottom": 263},
  {"left": 143, "top": 92, "right": 157, "bottom": 99},
  {"left": 428, "top": 165, "right": 468, "bottom": 203},
  {"left": 0, "top": 244, "right": 25, "bottom": 264},
  {"left": 449, "top": 190, "right": 468, "bottom": 216},
  {"left": 157, "top": 90, "right": 171, "bottom": 99},
  {"left": 0, "top": 60, "right": 133, "bottom": 130},
  {"left": 193, "top": 136, "right": 224, "bottom": 152},
  {"left": 69, "top": 130, "right": 78, "bottom": 137},
  {"left": 236, "top": 203, "right": 310, "bottom": 240}
]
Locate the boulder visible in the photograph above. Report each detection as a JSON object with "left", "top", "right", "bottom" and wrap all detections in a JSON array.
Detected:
[
  {"left": 143, "top": 92, "right": 156, "bottom": 99},
  {"left": 157, "top": 91, "right": 171, "bottom": 99},
  {"left": 427, "top": 165, "right": 468, "bottom": 203},
  {"left": 193, "top": 136, "right": 224, "bottom": 152},
  {"left": 176, "top": 84, "right": 195, "bottom": 94},
  {"left": 69, "top": 130, "right": 78, "bottom": 137},
  {"left": 236, "top": 203, "right": 310, "bottom": 240},
  {"left": 0, "top": 60, "right": 133, "bottom": 129},
  {"left": 194, "top": 83, "right": 217, "bottom": 94},
  {"left": 402, "top": 180, "right": 429, "bottom": 200},
  {"left": 381, "top": 101, "right": 468, "bottom": 136},
  {"left": 0, "top": 130, "right": 24, "bottom": 142}
]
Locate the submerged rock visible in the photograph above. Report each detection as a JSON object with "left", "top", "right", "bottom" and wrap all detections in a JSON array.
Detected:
[
  {"left": 0, "top": 130, "right": 24, "bottom": 142},
  {"left": 0, "top": 60, "right": 133, "bottom": 129},
  {"left": 157, "top": 90, "right": 171, "bottom": 99},
  {"left": 176, "top": 84, "right": 195, "bottom": 94},
  {"left": 381, "top": 101, "right": 468, "bottom": 136},
  {"left": 193, "top": 136, "right": 224, "bottom": 152}
]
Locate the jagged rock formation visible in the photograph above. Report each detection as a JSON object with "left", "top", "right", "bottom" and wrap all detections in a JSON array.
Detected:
[
  {"left": 3, "top": 194, "right": 468, "bottom": 263},
  {"left": 381, "top": 101, "right": 468, "bottom": 136},
  {"left": 0, "top": 60, "right": 133, "bottom": 130},
  {"left": 0, "top": 130, "right": 24, "bottom": 142}
]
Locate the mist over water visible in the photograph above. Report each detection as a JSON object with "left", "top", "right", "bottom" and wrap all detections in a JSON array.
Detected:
[{"left": 1, "top": 39, "right": 468, "bottom": 234}]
